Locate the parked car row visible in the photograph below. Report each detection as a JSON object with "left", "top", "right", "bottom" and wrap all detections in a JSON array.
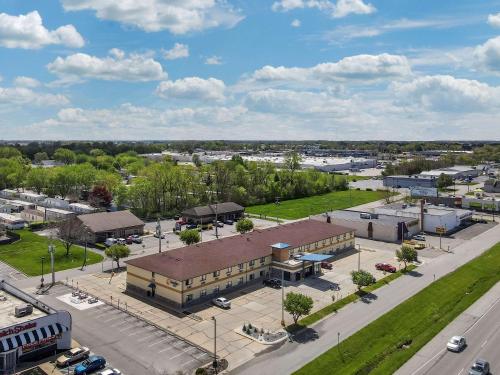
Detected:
[
  {"left": 105, "top": 235, "right": 142, "bottom": 247},
  {"left": 56, "top": 346, "right": 121, "bottom": 375},
  {"left": 263, "top": 278, "right": 282, "bottom": 288}
]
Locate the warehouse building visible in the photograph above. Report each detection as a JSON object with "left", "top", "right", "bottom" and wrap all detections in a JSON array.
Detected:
[
  {"left": 419, "top": 165, "right": 480, "bottom": 180},
  {"left": 181, "top": 202, "right": 244, "bottom": 224},
  {"left": 0, "top": 280, "right": 72, "bottom": 374},
  {"left": 125, "top": 220, "right": 355, "bottom": 308},
  {"left": 374, "top": 203, "right": 473, "bottom": 234},
  {"left": 314, "top": 210, "right": 420, "bottom": 243},
  {"left": 383, "top": 175, "right": 437, "bottom": 189},
  {"left": 76, "top": 210, "right": 144, "bottom": 244}
]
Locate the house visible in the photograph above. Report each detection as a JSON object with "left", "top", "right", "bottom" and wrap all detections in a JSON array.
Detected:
[
  {"left": 76, "top": 210, "right": 145, "bottom": 243},
  {"left": 181, "top": 202, "right": 244, "bottom": 224},
  {"left": 41, "top": 197, "right": 70, "bottom": 210},
  {"left": 125, "top": 219, "right": 355, "bottom": 308},
  {"left": 0, "top": 189, "right": 18, "bottom": 199},
  {"left": 0, "top": 213, "right": 27, "bottom": 230},
  {"left": 18, "top": 192, "right": 46, "bottom": 204},
  {"left": 68, "top": 203, "right": 97, "bottom": 214},
  {"left": 20, "top": 209, "right": 45, "bottom": 222}
]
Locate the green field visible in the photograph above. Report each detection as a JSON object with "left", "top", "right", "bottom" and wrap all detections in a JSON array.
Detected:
[
  {"left": 295, "top": 242, "right": 500, "bottom": 375},
  {"left": 0, "top": 230, "right": 103, "bottom": 276},
  {"left": 246, "top": 189, "right": 389, "bottom": 219}
]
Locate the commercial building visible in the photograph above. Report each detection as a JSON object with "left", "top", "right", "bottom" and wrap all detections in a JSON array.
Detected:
[
  {"left": 383, "top": 175, "right": 437, "bottom": 189},
  {"left": 314, "top": 210, "right": 420, "bottom": 243},
  {"left": 462, "top": 197, "right": 499, "bottom": 212},
  {"left": 419, "top": 166, "right": 480, "bottom": 180},
  {"left": 76, "top": 210, "right": 145, "bottom": 243},
  {"left": 125, "top": 220, "right": 355, "bottom": 308},
  {"left": 181, "top": 202, "right": 244, "bottom": 224},
  {"left": 373, "top": 203, "right": 473, "bottom": 234},
  {"left": 483, "top": 179, "right": 500, "bottom": 194},
  {"left": 0, "top": 280, "right": 72, "bottom": 374},
  {"left": 0, "top": 214, "right": 26, "bottom": 230}
]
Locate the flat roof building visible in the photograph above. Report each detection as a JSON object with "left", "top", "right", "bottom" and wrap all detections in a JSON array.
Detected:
[
  {"left": 383, "top": 175, "right": 437, "bottom": 189},
  {"left": 0, "top": 214, "right": 26, "bottom": 230},
  {"left": 126, "top": 220, "right": 355, "bottom": 308},
  {"left": 0, "top": 280, "right": 72, "bottom": 374}
]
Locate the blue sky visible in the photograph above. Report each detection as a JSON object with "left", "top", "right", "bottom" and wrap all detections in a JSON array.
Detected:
[{"left": 1, "top": 0, "right": 500, "bottom": 140}]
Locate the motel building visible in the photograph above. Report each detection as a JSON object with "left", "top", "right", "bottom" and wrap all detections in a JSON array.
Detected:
[
  {"left": 0, "top": 281, "right": 72, "bottom": 374},
  {"left": 125, "top": 219, "right": 355, "bottom": 308}
]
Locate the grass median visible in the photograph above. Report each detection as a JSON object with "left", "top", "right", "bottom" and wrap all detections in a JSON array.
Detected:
[
  {"left": 0, "top": 229, "right": 103, "bottom": 276},
  {"left": 246, "top": 190, "right": 391, "bottom": 220},
  {"left": 288, "top": 265, "right": 416, "bottom": 332},
  {"left": 295, "top": 242, "right": 500, "bottom": 375}
]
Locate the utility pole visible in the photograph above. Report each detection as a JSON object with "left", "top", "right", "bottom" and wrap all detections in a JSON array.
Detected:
[
  {"left": 40, "top": 257, "right": 45, "bottom": 288},
  {"left": 156, "top": 217, "right": 162, "bottom": 253},
  {"left": 281, "top": 270, "right": 285, "bottom": 326},
  {"left": 80, "top": 232, "right": 87, "bottom": 271},
  {"left": 48, "top": 238, "right": 55, "bottom": 284},
  {"left": 357, "top": 244, "right": 361, "bottom": 271},
  {"left": 215, "top": 202, "right": 219, "bottom": 239},
  {"left": 212, "top": 316, "right": 218, "bottom": 374}
]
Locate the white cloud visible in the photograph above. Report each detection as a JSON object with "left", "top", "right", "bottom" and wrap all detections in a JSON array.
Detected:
[
  {"left": 0, "top": 86, "right": 69, "bottom": 107},
  {"left": 60, "top": 0, "right": 244, "bottom": 34},
  {"left": 13, "top": 76, "right": 40, "bottom": 88},
  {"left": 474, "top": 36, "right": 500, "bottom": 74},
  {"left": 0, "top": 11, "right": 84, "bottom": 49},
  {"left": 47, "top": 50, "right": 167, "bottom": 83},
  {"left": 392, "top": 75, "right": 500, "bottom": 112},
  {"left": 205, "top": 55, "right": 222, "bottom": 65},
  {"left": 250, "top": 53, "right": 411, "bottom": 84},
  {"left": 291, "top": 19, "right": 301, "bottom": 27},
  {"left": 163, "top": 43, "right": 189, "bottom": 60},
  {"left": 271, "top": 0, "right": 375, "bottom": 18},
  {"left": 488, "top": 13, "right": 500, "bottom": 27},
  {"left": 156, "top": 77, "right": 226, "bottom": 101}
]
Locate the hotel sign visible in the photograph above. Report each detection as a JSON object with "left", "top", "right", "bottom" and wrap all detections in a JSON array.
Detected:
[{"left": 0, "top": 322, "right": 36, "bottom": 338}]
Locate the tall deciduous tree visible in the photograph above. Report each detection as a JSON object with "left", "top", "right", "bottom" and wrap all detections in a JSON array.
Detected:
[
  {"left": 58, "top": 217, "right": 83, "bottom": 256},
  {"left": 179, "top": 229, "right": 201, "bottom": 245},
  {"left": 284, "top": 292, "right": 314, "bottom": 325},
  {"left": 105, "top": 244, "right": 131, "bottom": 268},
  {"left": 89, "top": 185, "right": 113, "bottom": 207},
  {"left": 236, "top": 218, "right": 254, "bottom": 234},
  {"left": 396, "top": 245, "right": 418, "bottom": 270},
  {"left": 351, "top": 270, "right": 376, "bottom": 291}
]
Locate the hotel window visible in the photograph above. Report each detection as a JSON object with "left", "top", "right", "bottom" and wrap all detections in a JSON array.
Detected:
[
  {"left": 201, "top": 274, "right": 207, "bottom": 281},
  {"left": 213, "top": 270, "right": 220, "bottom": 277},
  {"left": 322, "top": 240, "right": 326, "bottom": 246},
  {"left": 337, "top": 236, "right": 340, "bottom": 241},
  {"left": 185, "top": 279, "right": 193, "bottom": 286},
  {"left": 259, "top": 270, "right": 265, "bottom": 277},
  {"left": 238, "top": 263, "right": 244, "bottom": 270},
  {"left": 226, "top": 281, "right": 232, "bottom": 289},
  {"left": 187, "top": 294, "right": 193, "bottom": 302},
  {"left": 226, "top": 266, "right": 232, "bottom": 274},
  {"left": 151, "top": 272, "right": 155, "bottom": 278},
  {"left": 249, "top": 274, "right": 255, "bottom": 281},
  {"left": 238, "top": 277, "right": 244, "bottom": 285},
  {"left": 213, "top": 286, "right": 220, "bottom": 294},
  {"left": 200, "top": 290, "right": 207, "bottom": 298},
  {"left": 260, "top": 257, "right": 266, "bottom": 264},
  {"left": 249, "top": 260, "right": 255, "bottom": 267},
  {"left": 343, "top": 234, "right": 346, "bottom": 239},
  {"left": 329, "top": 238, "right": 333, "bottom": 244}
]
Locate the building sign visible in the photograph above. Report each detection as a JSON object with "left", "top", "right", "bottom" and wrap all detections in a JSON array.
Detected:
[
  {"left": 410, "top": 187, "right": 438, "bottom": 197},
  {"left": 0, "top": 322, "right": 36, "bottom": 338},
  {"left": 436, "top": 226, "right": 446, "bottom": 234},
  {"left": 21, "top": 335, "right": 58, "bottom": 353}
]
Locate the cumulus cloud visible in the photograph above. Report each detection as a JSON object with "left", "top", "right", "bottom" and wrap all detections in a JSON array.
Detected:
[
  {"left": 13, "top": 76, "right": 40, "bottom": 88},
  {"left": 163, "top": 43, "right": 189, "bottom": 60},
  {"left": 291, "top": 19, "right": 301, "bottom": 27},
  {"left": 0, "top": 86, "right": 69, "bottom": 107},
  {"left": 156, "top": 77, "right": 226, "bottom": 101},
  {"left": 488, "top": 13, "right": 500, "bottom": 27},
  {"left": 392, "top": 75, "right": 500, "bottom": 112},
  {"left": 271, "top": 0, "right": 375, "bottom": 18},
  {"left": 205, "top": 56, "right": 223, "bottom": 65},
  {"left": 47, "top": 49, "right": 167, "bottom": 83},
  {"left": 251, "top": 53, "right": 411, "bottom": 84},
  {"left": 474, "top": 36, "right": 500, "bottom": 74},
  {"left": 0, "top": 11, "right": 84, "bottom": 49},
  {"left": 60, "top": 0, "right": 244, "bottom": 34}
]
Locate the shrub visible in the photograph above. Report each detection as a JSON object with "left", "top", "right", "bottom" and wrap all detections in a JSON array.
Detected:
[
  {"left": 366, "top": 188, "right": 373, "bottom": 191},
  {"left": 94, "top": 243, "right": 106, "bottom": 250}
]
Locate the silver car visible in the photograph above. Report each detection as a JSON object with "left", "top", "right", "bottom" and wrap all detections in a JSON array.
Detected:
[
  {"left": 447, "top": 336, "right": 466, "bottom": 352},
  {"left": 212, "top": 297, "right": 231, "bottom": 309}
]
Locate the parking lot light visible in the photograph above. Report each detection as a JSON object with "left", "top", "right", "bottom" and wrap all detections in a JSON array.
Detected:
[{"left": 212, "top": 316, "right": 217, "bottom": 373}]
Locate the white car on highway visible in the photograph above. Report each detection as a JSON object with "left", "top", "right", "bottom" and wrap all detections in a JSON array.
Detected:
[{"left": 447, "top": 335, "right": 466, "bottom": 352}]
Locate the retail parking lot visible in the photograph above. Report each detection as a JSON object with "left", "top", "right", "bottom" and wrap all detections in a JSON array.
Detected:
[{"left": 37, "top": 284, "right": 211, "bottom": 375}]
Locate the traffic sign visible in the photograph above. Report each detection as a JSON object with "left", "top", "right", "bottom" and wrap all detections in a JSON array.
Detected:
[{"left": 435, "top": 226, "right": 446, "bottom": 235}]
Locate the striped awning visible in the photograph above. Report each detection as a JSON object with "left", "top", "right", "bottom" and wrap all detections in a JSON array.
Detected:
[{"left": 0, "top": 323, "right": 68, "bottom": 352}]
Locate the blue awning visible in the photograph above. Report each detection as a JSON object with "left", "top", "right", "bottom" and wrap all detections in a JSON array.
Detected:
[
  {"left": 298, "top": 254, "right": 332, "bottom": 262},
  {"left": 272, "top": 242, "right": 290, "bottom": 249}
]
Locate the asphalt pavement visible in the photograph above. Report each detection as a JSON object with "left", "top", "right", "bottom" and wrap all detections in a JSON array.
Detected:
[
  {"left": 396, "top": 282, "right": 500, "bottom": 375},
  {"left": 231, "top": 223, "right": 500, "bottom": 375}
]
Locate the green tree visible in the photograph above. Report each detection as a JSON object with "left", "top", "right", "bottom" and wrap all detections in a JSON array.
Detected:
[
  {"left": 437, "top": 173, "right": 453, "bottom": 189},
  {"left": 396, "top": 245, "right": 418, "bottom": 270},
  {"left": 25, "top": 168, "right": 49, "bottom": 194},
  {"left": 58, "top": 217, "right": 83, "bottom": 256},
  {"left": 53, "top": 148, "right": 76, "bottom": 165},
  {"left": 105, "top": 244, "right": 131, "bottom": 268},
  {"left": 192, "top": 154, "right": 202, "bottom": 167},
  {"left": 284, "top": 292, "right": 314, "bottom": 325},
  {"left": 0, "top": 146, "right": 22, "bottom": 159},
  {"left": 351, "top": 270, "right": 376, "bottom": 291},
  {"left": 33, "top": 152, "right": 49, "bottom": 165},
  {"left": 179, "top": 229, "right": 201, "bottom": 245},
  {"left": 236, "top": 218, "right": 254, "bottom": 234}
]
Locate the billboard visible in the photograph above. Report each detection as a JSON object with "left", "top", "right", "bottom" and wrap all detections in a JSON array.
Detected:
[{"left": 410, "top": 187, "right": 438, "bottom": 197}]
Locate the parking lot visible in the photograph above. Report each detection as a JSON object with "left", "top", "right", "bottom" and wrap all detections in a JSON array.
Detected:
[{"left": 37, "top": 284, "right": 212, "bottom": 375}]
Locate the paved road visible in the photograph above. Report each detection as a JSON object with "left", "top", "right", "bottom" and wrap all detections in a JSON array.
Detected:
[
  {"left": 232, "top": 224, "right": 500, "bottom": 375},
  {"left": 37, "top": 284, "right": 211, "bottom": 375},
  {"left": 0, "top": 260, "right": 26, "bottom": 281},
  {"left": 397, "top": 282, "right": 500, "bottom": 375}
]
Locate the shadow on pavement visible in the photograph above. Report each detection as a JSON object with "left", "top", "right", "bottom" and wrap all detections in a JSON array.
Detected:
[{"left": 293, "top": 328, "right": 319, "bottom": 343}]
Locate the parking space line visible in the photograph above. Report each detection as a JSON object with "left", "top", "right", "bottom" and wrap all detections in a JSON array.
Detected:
[
  {"left": 102, "top": 315, "right": 123, "bottom": 323},
  {"left": 110, "top": 320, "right": 130, "bottom": 327},
  {"left": 148, "top": 337, "right": 171, "bottom": 347},
  {"left": 137, "top": 332, "right": 162, "bottom": 342},
  {"left": 158, "top": 346, "right": 177, "bottom": 354}
]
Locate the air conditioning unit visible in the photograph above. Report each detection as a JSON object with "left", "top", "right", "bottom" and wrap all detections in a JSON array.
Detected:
[{"left": 15, "top": 304, "right": 33, "bottom": 318}]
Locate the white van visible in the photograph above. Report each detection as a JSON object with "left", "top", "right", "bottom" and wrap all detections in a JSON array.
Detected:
[{"left": 105, "top": 238, "right": 117, "bottom": 247}]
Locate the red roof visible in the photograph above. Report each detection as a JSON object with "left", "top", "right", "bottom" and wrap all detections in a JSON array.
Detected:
[{"left": 126, "top": 219, "right": 353, "bottom": 280}]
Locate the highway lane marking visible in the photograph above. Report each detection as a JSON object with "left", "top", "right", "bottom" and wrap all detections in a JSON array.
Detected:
[{"left": 481, "top": 340, "right": 488, "bottom": 348}]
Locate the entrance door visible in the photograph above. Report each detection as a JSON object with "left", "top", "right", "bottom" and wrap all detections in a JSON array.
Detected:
[{"left": 0, "top": 349, "right": 17, "bottom": 374}]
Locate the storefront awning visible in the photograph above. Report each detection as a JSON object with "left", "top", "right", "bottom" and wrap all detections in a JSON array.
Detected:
[
  {"left": 298, "top": 254, "right": 332, "bottom": 262},
  {"left": 0, "top": 323, "right": 68, "bottom": 352}
]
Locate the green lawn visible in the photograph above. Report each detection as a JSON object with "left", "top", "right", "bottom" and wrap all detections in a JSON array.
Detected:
[
  {"left": 295, "top": 242, "right": 500, "bottom": 375},
  {"left": 0, "top": 230, "right": 103, "bottom": 276},
  {"left": 246, "top": 190, "right": 389, "bottom": 220}
]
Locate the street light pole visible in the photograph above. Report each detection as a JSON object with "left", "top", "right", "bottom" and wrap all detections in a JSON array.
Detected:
[
  {"left": 215, "top": 202, "right": 219, "bottom": 239},
  {"left": 281, "top": 270, "right": 285, "bottom": 326},
  {"left": 212, "top": 316, "right": 217, "bottom": 374},
  {"left": 40, "top": 257, "right": 45, "bottom": 288},
  {"left": 48, "top": 239, "right": 55, "bottom": 285},
  {"left": 156, "top": 217, "right": 162, "bottom": 253},
  {"left": 357, "top": 244, "right": 361, "bottom": 271}
]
